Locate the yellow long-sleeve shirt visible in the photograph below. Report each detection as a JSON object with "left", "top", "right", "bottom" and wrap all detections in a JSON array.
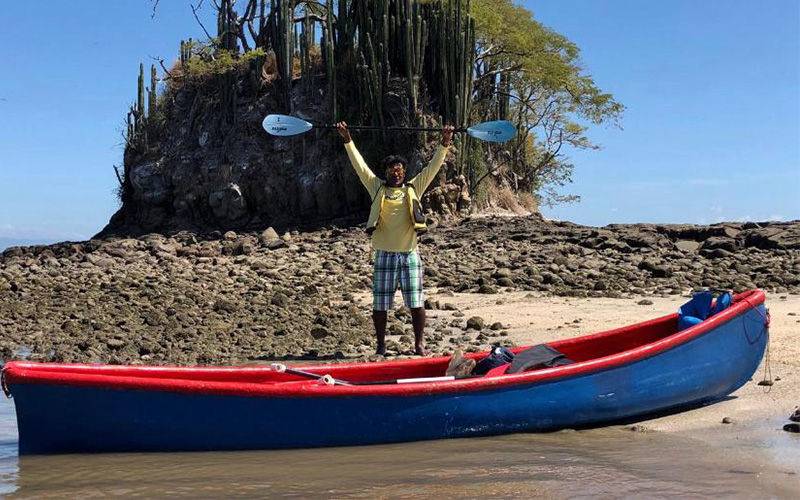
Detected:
[{"left": 344, "top": 141, "right": 448, "bottom": 252}]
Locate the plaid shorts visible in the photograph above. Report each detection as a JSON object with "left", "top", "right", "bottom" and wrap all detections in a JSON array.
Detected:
[{"left": 372, "top": 250, "right": 424, "bottom": 311}]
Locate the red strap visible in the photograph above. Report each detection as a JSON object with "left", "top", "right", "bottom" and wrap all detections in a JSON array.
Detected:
[{"left": 485, "top": 363, "right": 511, "bottom": 377}]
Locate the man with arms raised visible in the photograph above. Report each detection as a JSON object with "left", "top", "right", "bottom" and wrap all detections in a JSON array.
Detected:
[{"left": 336, "top": 122, "right": 454, "bottom": 355}]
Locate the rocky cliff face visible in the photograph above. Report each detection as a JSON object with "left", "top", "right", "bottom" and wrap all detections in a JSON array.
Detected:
[
  {"left": 102, "top": 76, "right": 472, "bottom": 238},
  {"left": 2, "top": 216, "right": 798, "bottom": 365}
]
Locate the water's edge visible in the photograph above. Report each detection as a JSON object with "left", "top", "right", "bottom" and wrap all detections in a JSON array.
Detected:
[{"left": 1, "top": 396, "right": 798, "bottom": 498}]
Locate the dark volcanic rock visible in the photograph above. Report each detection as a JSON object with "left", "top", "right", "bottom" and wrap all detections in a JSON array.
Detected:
[
  {"left": 1, "top": 216, "right": 797, "bottom": 365},
  {"left": 466, "top": 316, "right": 485, "bottom": 330}
]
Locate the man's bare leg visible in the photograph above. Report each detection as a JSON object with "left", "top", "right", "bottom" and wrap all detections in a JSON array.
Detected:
[
  {"left": 373, "top": 310, "right": 387, "bottom": 355},
  {"left": 410, "top": 307, "right": 427, "bottom": 355}
]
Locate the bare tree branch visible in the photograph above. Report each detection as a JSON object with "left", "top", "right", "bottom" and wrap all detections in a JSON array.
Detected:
[
  {"left": 473, "top": 64, "right": 522, "bottom": 83},
  {"left": 149, "top": 55, "right": 175, "bottom": 81},
  {"left": 191, "top": 1, "right": 214, "bottom": 41},
  {"left": 113, "top": 164, "right": 123, "bottom": 185}
]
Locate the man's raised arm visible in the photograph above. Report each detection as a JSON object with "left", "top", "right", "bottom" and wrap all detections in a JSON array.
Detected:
[
  {"left": 411, "top": 125, "right": 454, "bottom": 193},
  {"left": 337, "top": 122, "right": 381, "bottom": 196}
]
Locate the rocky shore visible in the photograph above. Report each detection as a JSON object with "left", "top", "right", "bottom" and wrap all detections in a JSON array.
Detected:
[{"left": 1, "top": 215, "right": 798, "bottom": 365}]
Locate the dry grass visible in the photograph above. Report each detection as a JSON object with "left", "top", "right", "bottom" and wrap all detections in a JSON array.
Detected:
[
  {"left": 261, "top": 50, "right": 279, "bottom": 83},
  {"left": 291, "top": 46, "right": 324, "bottom": 79},
  {"left": 485, "top": 179, "right": 530, "bottom": 215},
  {"left": 518, "top": 191, "right": 540, "bottom": 213},
  {"left": 166, "top": 59, "right": 185, "bottom": 93}
]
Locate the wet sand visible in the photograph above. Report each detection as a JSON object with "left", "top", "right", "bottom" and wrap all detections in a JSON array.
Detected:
[{"left": 0, "top": 394, "right": 797, "bottom": 498}]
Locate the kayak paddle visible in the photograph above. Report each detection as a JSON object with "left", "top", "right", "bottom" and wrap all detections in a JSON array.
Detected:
[
  {"left": 262, "top": 114, "right": 517, "bottom": 143},
  {"left": 269, "top": 363, "right": 352, "bottom": 386},
  {"left": 269, "top": 363, "right": 483, "bottom": 386}
]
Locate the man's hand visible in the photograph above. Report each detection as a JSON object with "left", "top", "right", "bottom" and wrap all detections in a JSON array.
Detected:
[
  {"left": 441, "top": 125, "right": 454, "bottom": 147},
  {"left": 336, "top": 122, "right": 352, "bottom": 143}
]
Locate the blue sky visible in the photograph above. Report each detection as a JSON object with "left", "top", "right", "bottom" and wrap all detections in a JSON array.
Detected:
[
  {"left": 528, "top": 0, "right": 800, "bottom": 225},
  {"left": 0, "top": 1, "right": 798, "bottom": 248}
]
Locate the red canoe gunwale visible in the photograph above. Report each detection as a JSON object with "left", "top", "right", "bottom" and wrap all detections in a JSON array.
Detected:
[{"left": 2, "top": 290, "right": 767, "bottom": 398}]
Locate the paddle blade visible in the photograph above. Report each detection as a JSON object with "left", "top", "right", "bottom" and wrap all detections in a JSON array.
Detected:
[
  {"left": 262, "top": 114, "right": 313, "bottom": 136},
  {"left": 466, "top": 120, "right": 517, "bottom": 143}
]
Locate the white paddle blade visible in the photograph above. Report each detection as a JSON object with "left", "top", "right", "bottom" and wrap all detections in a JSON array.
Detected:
[
  {"left": 262, "top": 114, "right": 313, "bottom": 136},
  {"left": 466, "top": 120, "right": 517, "bottom": 143}
]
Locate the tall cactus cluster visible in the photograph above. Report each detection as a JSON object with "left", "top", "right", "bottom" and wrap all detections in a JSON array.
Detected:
[
  {"left": 180, "top": 38, "right": 193, "bottom": 67},
  {"left": 423, "top": 0, "right": 475, "bottom": 129},
  {"left": 217, "top": 0, "right": 239, "bottom": 51},
  {"left": 310, "top": 0, "right": 476, "bottom": 151},
  {"left": 126, "top": 63, "right": 159, "bottom": 156},
  {"left": 127, "top": 0, "right": 478, "bottom": 166},
  {"left": 265, "top": 0, "right": 296, "bottom": 113},
  {"left": 148, "top": 0, "right": 476, "bottom": 135},
  {"left": 322, "top": 0, "right": 337, "bottom": 121},
  {"left": 243, "top": 0, "right": 476, "bottom": 130}
]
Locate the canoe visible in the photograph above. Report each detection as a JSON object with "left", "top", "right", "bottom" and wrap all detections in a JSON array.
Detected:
[{"left": 2, "top": 290, "right": 769, "bottom": 454}]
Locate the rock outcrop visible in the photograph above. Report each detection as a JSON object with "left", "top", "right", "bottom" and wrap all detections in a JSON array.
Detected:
[{"left": 2, "top": 216, "right": 797, "bottom": 365}]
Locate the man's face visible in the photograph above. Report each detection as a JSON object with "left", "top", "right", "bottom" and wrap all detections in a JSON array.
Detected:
[{"left": 385, "top": 163, "right": 405, "bottom": 187}]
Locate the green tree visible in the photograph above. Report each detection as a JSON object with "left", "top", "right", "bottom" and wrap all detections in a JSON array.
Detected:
[{"left": 469, "top": 0, "right": 624, "bottom": 206}]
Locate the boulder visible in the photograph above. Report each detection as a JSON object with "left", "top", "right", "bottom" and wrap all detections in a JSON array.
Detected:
[
  {"left": 208, "top": 183, "right": 248, "bottom": 222},
  {"left": 130, "top": 162, "right": 171, "bottom": 205}
]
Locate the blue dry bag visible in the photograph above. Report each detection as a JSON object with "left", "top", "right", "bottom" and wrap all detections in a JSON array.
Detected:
[{"left": 678, "top": 291, "right": 732, "bottom": 331}]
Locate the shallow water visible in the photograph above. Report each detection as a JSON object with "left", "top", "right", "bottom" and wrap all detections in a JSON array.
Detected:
[{"left": 0, "top": 397, "right": 797, "bottom": 498}]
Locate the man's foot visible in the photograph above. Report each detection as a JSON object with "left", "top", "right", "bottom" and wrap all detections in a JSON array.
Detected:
[
  {"left": 415, "top": 344, "right": 428, "bottom": 356},
  {"left": 376, "top": 344, "right": 386, "bottom": 356}
]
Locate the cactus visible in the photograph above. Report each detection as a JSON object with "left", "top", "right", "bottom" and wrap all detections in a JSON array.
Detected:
[
  {"left": 324, "top": 0, "right": 337, "bottom": 121},
  {"left": 125, "top": 63, "right": 149, "bottom": 156},
  {"left": 217, "top": 0, "right": 237, "bottom": 52},
  {"left": 137, "top": 63, "right": 145, "bottom": 124},
  {"left": 218, "top": 70, "right": 237, "bottom": 124},
  {"left": 149, "top": 64, "right": 157, "bottom": 120},
  {"left": 276, "top": 0, "right": 294, "bottom": 111}
]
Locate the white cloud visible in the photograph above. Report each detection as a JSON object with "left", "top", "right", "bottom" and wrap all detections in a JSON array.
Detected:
[
  {"left": 0, "top": 223, "right": 89, "bottom": 241},
  {"left": 0, "top": 224, "right": 17, "bottom": 237}
]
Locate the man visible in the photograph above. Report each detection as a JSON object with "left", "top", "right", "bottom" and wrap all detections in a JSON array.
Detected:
[{"left": 336, "top": 122, "right": 454, "bottom": 355}]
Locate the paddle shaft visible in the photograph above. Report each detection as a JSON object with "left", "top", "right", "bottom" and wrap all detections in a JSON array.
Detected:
[
  {"left": 350, "top": 375, "right": 484, "bottom": 385},
  {"left": 273, "top": 364, "right": 481, "bottom": 386},
  {"left": 315, "top": 124, "right": 467, "bottom": 133},
  {"left": 278, "top": 366, "right": 352, "bottom": 386}
]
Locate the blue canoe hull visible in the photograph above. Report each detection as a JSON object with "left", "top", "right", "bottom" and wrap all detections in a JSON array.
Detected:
[{"left": 8, "top": 303, "right": 767, "bottom": 454}]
